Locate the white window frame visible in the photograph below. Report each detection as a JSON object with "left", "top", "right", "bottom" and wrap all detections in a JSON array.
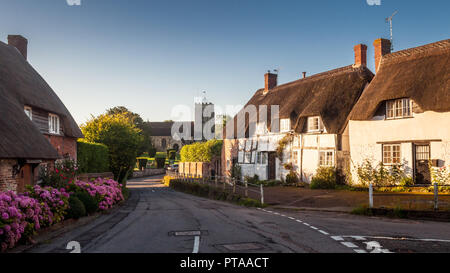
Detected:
[
  {"left": 280, "top": 119, "right": 291, "bottom": 132},
  {"left": 386, "top": 98, "right": 412, "bottom": 119},
  {"left": 292, "top": 150, "right": 299, "bottom": 166},
  {"left": 24, "top": 106, "right": 32, "bottom": 120},
  {"left": 382, "top": 144, "right": 401, "bottom": 165},
  {"left": 319, "top": 150, "right": 335, "bottom": 167},
  {"left": 48, "top": 114, "right": 60, "bottom": 135},
  {"left": 307, "top": 116, "right": 324, "bottom": 133}
]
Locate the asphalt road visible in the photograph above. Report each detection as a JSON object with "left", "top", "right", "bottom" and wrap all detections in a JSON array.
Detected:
[{"left": 27, "top": 175, "right": 450, "bottom": 253}]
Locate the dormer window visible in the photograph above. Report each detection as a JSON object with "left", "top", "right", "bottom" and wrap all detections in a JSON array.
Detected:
[
  {"left": 280, "top": 119, "right": 291, "bottom": 132},
  {"left": 307, "top": 116, "right": 324, "bottom": 133},
  {"left": 48, "top": 114, "right": 60, "bottom": 135},
  {"left": 24, "top": 106, "right": 32, "bottom": 120},
  {"left": 386, "top": 98, "right": 412, "bottom": 119}
]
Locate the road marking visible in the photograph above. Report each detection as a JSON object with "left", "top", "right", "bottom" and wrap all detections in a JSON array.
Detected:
[
  {"left": 331, "top": 236, "right": 344, "bottom": 241},
  {"left": 354, "top": 249, "right": 367, "bottom": 253},
  {"left": 340, "top": 235, "right": 450, "bottom": 243},
  {"left": 341, "top": 242, "right": 358, "bottom": 248},
  {"left": 303, "top": 223, "right": 310, "bottom": 226},
  {"left": 288, "top": 217, "right": 296, "bottom": 220},
  {"left": 296, "top": 220, "right": 303, "bottom": 223},
  {"left": 192, "top": 236, "right": 200, "bottom": 253},
  {"left": 319, "top": 230, "right": 329, "bottom": 235},
  {"left": 310, "top": 226, "right": 318, "bottom": 230}
]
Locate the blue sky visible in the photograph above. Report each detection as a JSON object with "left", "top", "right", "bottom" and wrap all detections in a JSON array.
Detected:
[{"left": 0, "top": 0, "right": 448, "bottom": 124}]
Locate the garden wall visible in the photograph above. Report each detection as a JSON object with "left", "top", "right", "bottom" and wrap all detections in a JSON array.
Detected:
[
  {"left": 78, "top": 172, "right": 114, "bottom": 181},
  {"left": 179, "top": 162, "right": 212, "bottom": 178}
]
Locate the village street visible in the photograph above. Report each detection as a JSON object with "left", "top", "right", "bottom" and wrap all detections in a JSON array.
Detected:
[{"left": 25, "top": 175, "right": 450, "bottom": 254}]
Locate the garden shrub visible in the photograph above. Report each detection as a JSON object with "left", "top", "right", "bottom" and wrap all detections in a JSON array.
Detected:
[
  {"left": 285, "top": 171, "right": 299, "bottom": 185},
  {"left": 137, "top": 158, "right": 148, "bottom": 171},
  {"left": 310, "top": 167, "right": 337, "bottom": 189},
  {"left": 39, "top": 158, "right": 79, "bottom": 189},
  {"left": 71, "top": 178, "right": 124, "bottom": 211},
  {"left": 67, "top": 196, "right": 86, "bottom": 219},
  {"left": 155, "top": 157, "right": 166, "bottom": 169},
  {"left": 244, "top": 175, "right": 260, "bottom": 185},
  {"left": 180, "top": 140, "right": 223, "bottom": 163},
  {"left": 74, "top": 192, "right": 98, "bottom": 215},
  {"left": 25, "top": 185, "right": 70, "bottom": 226},
  {"left": 167, "top": 149, "right": 177, "bottom": 161},
  {"left": 77, "top": 140, "right": 110, "bottom": 174}
]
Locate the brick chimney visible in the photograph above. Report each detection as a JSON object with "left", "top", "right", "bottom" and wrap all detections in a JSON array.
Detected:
[
  {"left": 354, "top": 44, "right": 367, "bottom": 67},
  {"left": 264, "top": 72, "right": 277, "bottom": 94},
  {"left": 302, "top": 72, "right": 307, "bottom": 79},
  {"left": 8, "top": 35, "right": 28, "bottom": 60},
  {"left": 373, "top": 38, "right": 391, "bottom": 72}
]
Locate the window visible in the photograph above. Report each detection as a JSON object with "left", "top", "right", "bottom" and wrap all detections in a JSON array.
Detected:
[
  {"left": 24, "top": 106, "right": 32, "bottom": 120},
  {"left": 244, "top": 152, "right": 252, "bottom": 164},
  {"left": 386, "top": 98, "right": 412, "bottom": 119},
  {"left": 256, "top": 152, "right": 268, "bottom": 165},
  {"left": 307, "top": 116, "right": 323, "bottom": 132},
  {"left": 383, "top": 144, "right": 401, "bottom": 165},
  {"left": 319, "top": 151, "right": 334, "bottom": 167},
  {"left": 280, "top": 119, "right": 291, "bottom": 132},
  {"left": 238, "top": 151, "right": 244, "bottom": 163},
  {"left": 48, "top": 114, "right": 60, "bottom": 134}
]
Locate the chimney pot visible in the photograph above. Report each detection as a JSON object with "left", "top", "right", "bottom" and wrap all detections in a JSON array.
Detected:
[
  {"left": 354, "top": 44, "right": 368, "bottom": 67},
  {"left": 302, "top": 72, "right": 307, "bottom": 79},
  {"left": 264, "top": 72, "right": 277, "bottom": 94},
  {"left": 8, "top": 35, "right": 28, "bottom": 60},
  {"left": 373, "top": 38, "right": 392, "bottom": 72}
]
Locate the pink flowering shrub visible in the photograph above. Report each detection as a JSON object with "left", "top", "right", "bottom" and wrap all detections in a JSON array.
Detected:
[
  {"left": 73, "top": 178, "right": 124, "bottom": 211},
  {"left": 25, "top": 185, "right": 70, "bottom": 226},
  {"left": 0, "top": 191, "right": 27, "bottom": 252}
]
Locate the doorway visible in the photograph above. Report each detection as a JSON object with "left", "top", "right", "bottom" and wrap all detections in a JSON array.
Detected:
[
  {"left": 268, "top": 152, "right": 277, "bottom": 180},
  {"left": 414, "top": 144, "right": 431, "bottom": 185}
]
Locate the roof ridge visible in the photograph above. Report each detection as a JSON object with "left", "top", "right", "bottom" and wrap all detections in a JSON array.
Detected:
[
  {"left": 261, "top": 65, "right": 364, "bottom": 93},
  {"left": 382, "top": 39, "right": 450, "bottom": 63}
]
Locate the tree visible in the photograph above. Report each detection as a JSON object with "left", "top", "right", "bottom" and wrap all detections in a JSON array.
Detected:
[
  {"left": 107, "top": 106, "right": 153, "bottom": 156},
  {"left": 81, "top": 112, "right": 143, "bottom": 185}
]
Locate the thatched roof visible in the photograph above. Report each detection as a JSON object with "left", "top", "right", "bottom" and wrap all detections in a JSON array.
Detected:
[
  {"left": 350, "top": 39, "right": 450, "bottom": 120},
  {"left": 226, "top": 65, "right": 374, "bottom": 137},
  {"left": 0, "top": 41, "right": 83, "bottom": 159}
]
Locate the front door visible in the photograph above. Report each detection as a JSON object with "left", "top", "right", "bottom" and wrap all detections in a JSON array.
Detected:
[
  {"left": 415, "top": 144, "right": 431, "bottom": 185},
  {"left": 268, "top": 152, "right": 277, "bottom": 180},
  {"left": 17, "top": 164, "right": 33, "bottom": 193}
]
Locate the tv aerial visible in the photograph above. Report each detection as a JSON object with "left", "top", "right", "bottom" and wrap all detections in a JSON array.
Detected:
[{"left": 386, "top": 11, "right": 398, "bottom": 51}]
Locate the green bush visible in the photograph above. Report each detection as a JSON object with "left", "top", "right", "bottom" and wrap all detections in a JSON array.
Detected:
[
  {"left": 155, "top": 157, "right": 166, "bottom": 168},
  {"left": 244, "top": 175, "right": 260, "bottom": 184},
  {"left": 167, "top": 149, "right": 177, "bottom": 160},
  {"left": 180, "top": 139, "right": 223, "bottom": 162},
  {"left": 285, "top": 171, "right": 299, "bottom": 184},
  {"left": 77, "top": 140, "right": 110, "bottom": 173},
  {"left": 310, "top": 167, "right": 337, "bottom": 189},
  {"left": 148, "top": 147, "right": 157, "bottom": 158},
  {"left": 67, "top": 196, "right": 86, "bottom": 219},
  {"left": 74, "top": 192, "right": 98, "bottom": 215}
]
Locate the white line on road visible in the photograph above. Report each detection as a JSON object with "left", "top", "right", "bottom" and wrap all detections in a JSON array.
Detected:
[
  {"left": 331, "top": 236, "right": 344, "bottom": 241},
  {"left": 354, "top": 249, "right": 368, "bottom": 253},
  {"left": 341, "top": 242, "right": 358, "bottom": 248},
  {"left": 319, "top": 230, "right": 329, "bottom": 235},
  {"left": 310, "top": 226, "right": 318, "bottom": 230},
  {"left": 192, "top": 236, "right": 200, "bottom": 254},
  {"left": 340, "top": 235, "right": 450, "bottom": 243},
  {"left": 288, "top": 217, "right": 296, "bottom": 220}
]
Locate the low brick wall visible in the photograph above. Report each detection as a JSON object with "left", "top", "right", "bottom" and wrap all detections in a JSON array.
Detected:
[
  {"left": 132, "top": 168, "right": 166, "bottom": 178},
  {"left": 179, "top": 162, "right": 212, "bottom": 178},
  {"left": 78, "top": 172, "right": 114, "bottom": 181}
]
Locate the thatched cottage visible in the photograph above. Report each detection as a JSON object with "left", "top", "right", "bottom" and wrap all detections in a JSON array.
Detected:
[
  {"left": 222, "top": 44, "right": 374, "bottom": 182},
  {"left": 0, "top": 35, "right": 83, "bottom": 193},
  {"left": 348, "top": 38, "right": 450, "bottom": 185}
]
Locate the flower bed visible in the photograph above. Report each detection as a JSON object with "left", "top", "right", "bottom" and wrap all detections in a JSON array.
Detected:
[{"left": 0, "top": 178, "right": 124, "bottom": 252}]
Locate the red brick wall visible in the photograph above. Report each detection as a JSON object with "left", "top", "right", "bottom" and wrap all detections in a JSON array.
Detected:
[
  {"left": 0, "top": 159, "right": 19, "bottom": 192},
  {"left": 44, "top": 135, "right": 78, "bottom": 160}
]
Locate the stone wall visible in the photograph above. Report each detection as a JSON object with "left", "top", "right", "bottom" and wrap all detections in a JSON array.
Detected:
[
  {"left": 78, "top": 172, "right": 114, "bottom": 181},
  {"left": 132, "top": 168, "right": 166, "bottom": 178},
  {"left": 0, "top": 159, "right": 19, "bottom": 192}
]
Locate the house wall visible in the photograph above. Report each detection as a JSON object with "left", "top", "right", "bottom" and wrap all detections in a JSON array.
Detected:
[
  {"left": 228, "top": 132, "right": 340, "bottom": 183},
  {"left": 0, "top": 159, "right": 19, "bottom": 192},
  {"left": 349, "top": 111, "right": 450, "bottom": 184},
  {"left": 44, "top": 135, "right": 77, "bottom": 160},
  {"left": 152, "top": 136, "right": 184, "bottom": 152}
]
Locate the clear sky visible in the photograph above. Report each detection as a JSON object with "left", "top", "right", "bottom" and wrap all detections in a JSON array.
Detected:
[{"left": 0, "top": 0, "right": 448, "bottom": 125}]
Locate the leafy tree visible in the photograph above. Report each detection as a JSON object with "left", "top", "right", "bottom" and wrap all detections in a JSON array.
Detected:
[
  {"left": 107, "top": 106, "right": 153, "bottom": 156},
  {"left": 81, "top": 112, "right": 143, "bottom": 185}
]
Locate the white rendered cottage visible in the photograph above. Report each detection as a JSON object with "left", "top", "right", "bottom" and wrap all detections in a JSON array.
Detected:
[
  {"left": 222, "top": 44, "right": 374, "bottom": 183},
  {"left": 348, "top": 39, "right": 450, "bottom": 185}
]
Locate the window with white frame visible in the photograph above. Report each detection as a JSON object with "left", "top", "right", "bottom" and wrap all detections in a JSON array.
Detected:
[
  {"left": 244, "top": 151, "right": 252, "bottom": 164},
  {"left": 319, "top": 150, "right": 334, "bottom": 167},
  {"left": 256, "top": 152, "right": 268, "bottom": 165},
  {"left": 383, "top": 144, "right": 401, "bottom": 165},
  {"left": 307, "top": 116, "right": 324, "bottom": 132},
  {"left": 48, "top": 114, "right": 60, "bottom": 134},
  {"left": 386, "top": 98, "right": 412, "bottom": 119},
  {"left": 24, "top": 106, "right": 32, "bottom": 120},
  {"left": 280, "top": 119, "right": 291, "bottom": 132}
]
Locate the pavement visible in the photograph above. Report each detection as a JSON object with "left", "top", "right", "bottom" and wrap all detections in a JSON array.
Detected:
[{"left": 23, "top": 175, "right": 450, "bottom": 253}]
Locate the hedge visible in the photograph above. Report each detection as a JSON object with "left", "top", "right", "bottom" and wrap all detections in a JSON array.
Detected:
[
  {"left": 77, "top": 140, "right": 110, "bottom": 173},
  {"left": 180, "top": 139, "right": 223, "bottom": 163}
]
